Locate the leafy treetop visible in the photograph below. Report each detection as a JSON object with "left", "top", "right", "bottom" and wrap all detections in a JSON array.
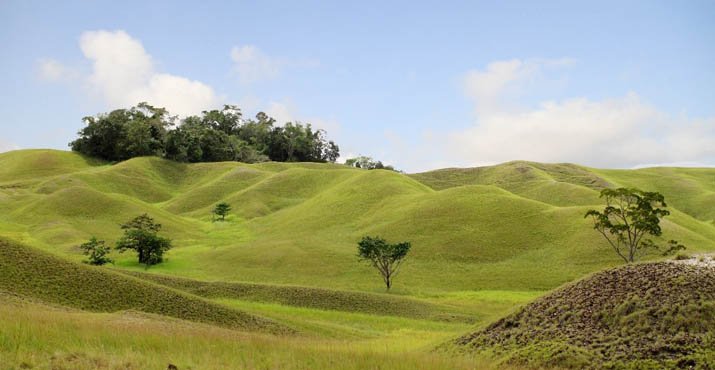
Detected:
[
  {"left": 71, "top": 103, "right": 340, "bottom": 164},
  {"left": 585, "top": 188, "right": 685, "bottom": 263},
  {"left": 115, "top": 214, "right": 173, "bottom": 268},
  {"left": 79, "top": 236, "right": 113, "bottom": 266},
  {"left": 357, "top": 236, "right": 411, "bottom": 290},
  {"left": 213, "top": 202, "right": 232, "bottom": 221}
]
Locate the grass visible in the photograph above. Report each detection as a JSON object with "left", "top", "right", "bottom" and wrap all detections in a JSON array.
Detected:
[
  {"left": 2, "top": 150, "right": 714, "bottom": 294},
  {"left": 2, "top": 149, "right": 715, "bottom": 368},
  {"left": 451, "top": 262, "right": 715, "bottom": 369},
  {"left": 0, "top": 238, "right": 287, "bottom": 333},
  {"left": 0, "top": 296, "right": 509, "bottom": 370},
  {"left": 119, "top": 269, "right": 474, "bottom": 322}
]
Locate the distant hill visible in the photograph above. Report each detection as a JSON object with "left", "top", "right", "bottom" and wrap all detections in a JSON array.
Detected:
[
  {"left": 450, "top": 261, "right": 715, "bottom": 369},
  {"left": 0, "top": 149, "right": 714, "bottom": 294}
]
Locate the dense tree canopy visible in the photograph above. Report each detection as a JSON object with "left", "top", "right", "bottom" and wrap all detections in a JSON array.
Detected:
[
  {"left": 115, "top": 214, "right": 173, "bottom": 268},
  {"left": 70, "top": 103, "right": 172, "bottom": 161},
  {"left": 71, "top": 103, "right": 340, "bottom": 164}
]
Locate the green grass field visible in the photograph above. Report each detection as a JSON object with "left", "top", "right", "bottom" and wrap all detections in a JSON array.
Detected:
[{"left": 1, "top": 149, "right": 714, "bottom": 369}]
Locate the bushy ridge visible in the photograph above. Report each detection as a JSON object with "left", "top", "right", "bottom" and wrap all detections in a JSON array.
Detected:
[
  {"left": 452, "top": 262, "right": 715, "bottom": 369},
  {"left": 69, "top": 103, "right": 339, "bottom": 164},
  {"left": 0, "top": 238, "right": 289, "bottom": 333},
  {"left": 120, "top": 270, "right": 472, "bottom": 322}
]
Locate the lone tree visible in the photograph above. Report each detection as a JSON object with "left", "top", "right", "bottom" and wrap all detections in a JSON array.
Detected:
[
  {"left": 115, "top": 214, "right": 173, "bottom": 268},
  {"left": 357, "top": 236, "right": 411, "bottom": 290},
  {"left": 585, "top": 188, "right": 685, "bottom": 263},
  {"left": 79, "top": 236, "right": 113, "bottom": 265},
  {"left": 212, "top": 202, "right": 232, "bottom": 221}
]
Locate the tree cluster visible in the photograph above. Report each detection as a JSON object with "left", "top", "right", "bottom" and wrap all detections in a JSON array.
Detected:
[
  {"left": 70, "top": 103, "right": 340, "bottom": 164},
  {"left": 344, "top": 156, "right": 398, "bottom": 171},
  {"left": 79, "top": 214, "right": 173, "bottom": 268}
]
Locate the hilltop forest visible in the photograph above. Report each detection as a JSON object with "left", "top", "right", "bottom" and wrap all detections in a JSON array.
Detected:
[{"left": 69, "top": 102, "right": 340, "bottom": 164}]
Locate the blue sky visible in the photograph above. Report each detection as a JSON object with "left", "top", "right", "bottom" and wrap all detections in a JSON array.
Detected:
[{"left": 1, "top": 0, "right": 713, "bottom": 172}]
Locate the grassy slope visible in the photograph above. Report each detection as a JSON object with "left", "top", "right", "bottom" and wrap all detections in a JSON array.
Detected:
[
  {"left": 120, "top": 269, "right": 474, "bottom": 322},
  {"left": 1, "top": 150, "right": 714, "bottom": 294},
  {"left": 1, "top": 294, "right": 517, "bottom": 370},
  {"left": 0, "top": 238, "right": 287, "bottom": 333},
  {"left": 450, "top": 262, "right": 715, "bottom": 369},
  {"left": 2, "top": 149, "right": 714, "bottom": 368}
]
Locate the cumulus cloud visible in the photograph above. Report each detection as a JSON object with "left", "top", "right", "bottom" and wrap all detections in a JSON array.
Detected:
[
  {"left": 464, "top": 58, "right": 574, "bottom": 114},
  {"left": 439, "top": 59, "right": 715, "bottom": 169},
  {"left": 77, "top": 30, "right": 219, "bottom": 116}
]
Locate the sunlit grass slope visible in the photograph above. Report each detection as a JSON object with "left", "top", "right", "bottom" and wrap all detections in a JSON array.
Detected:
[
  {"left": 0, "top": 149, "right": 714, "bottom": 294},
  {"left": 0, "top": 149, "right": 104, "bottom": 182},
  {"left": 0, "top": 238, "right": 287, "bottom": 333},
  {"left": 120, "top": 269, "right": 473, "bottom": 322},
  {"left": 2, "top": 149, "right": 714, "bottom": 368},
  {"left": 0, "top": 294, "right": 513, "bottom": 370}
]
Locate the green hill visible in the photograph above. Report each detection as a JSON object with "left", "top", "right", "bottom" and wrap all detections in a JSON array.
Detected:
[
  {"left": 1, "top": 149, "right": 714, "bottom": 294},
  {"left": 0, "top": 238, "right": 288, "bottom": 333},
  {"left": 2, "top": 149, "right": 715, "bottom": 369}
]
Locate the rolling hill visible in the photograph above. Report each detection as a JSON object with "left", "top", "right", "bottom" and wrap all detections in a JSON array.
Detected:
[
  {"left": 1, "top": 148, "right": 715, "bottom": 369},
  {"left": 1, "top": 149, "right": 713, "bottom": 294}
]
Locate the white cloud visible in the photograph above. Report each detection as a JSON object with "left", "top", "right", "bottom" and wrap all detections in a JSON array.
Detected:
[
  {"left": 77, "top": 30, "right": 219, "bottom": 116},
  {"left": 463, "top": 58, "right": 574, "bottom": 114},
  {"left": 436, "top": 59, "right": 715, "bottom": 169},
  {"left": 37, "top": 59, "right": 74, "bottom": 82}
]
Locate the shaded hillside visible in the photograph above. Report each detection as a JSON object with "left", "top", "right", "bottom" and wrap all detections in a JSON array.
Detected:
[
  {"left": 451, "top": 262, "right": 715, "bottom": 369},
  {"left": 0, "top": 238, "right": 288, "bottom": 333}
]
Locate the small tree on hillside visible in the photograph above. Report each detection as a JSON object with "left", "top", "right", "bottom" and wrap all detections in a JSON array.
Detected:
[
  {"left": 357, "top": 236, "right": 411, "bottom": 290},
  {"left": 79, "top": 236, "right": 113, "bottom": 265},
  {"left": 213, "top": 202, "right": 232, "bottom": 221},
  {"left": 115, "top": 214, "right": 173, "bottom": 268},
  {"left": 585, "top": 188, "right": 685, "bottom": 263}
]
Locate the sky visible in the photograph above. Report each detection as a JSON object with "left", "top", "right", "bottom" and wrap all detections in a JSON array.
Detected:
[{"left": 1, "top": 0, "right": 714, "bottom": 172}]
